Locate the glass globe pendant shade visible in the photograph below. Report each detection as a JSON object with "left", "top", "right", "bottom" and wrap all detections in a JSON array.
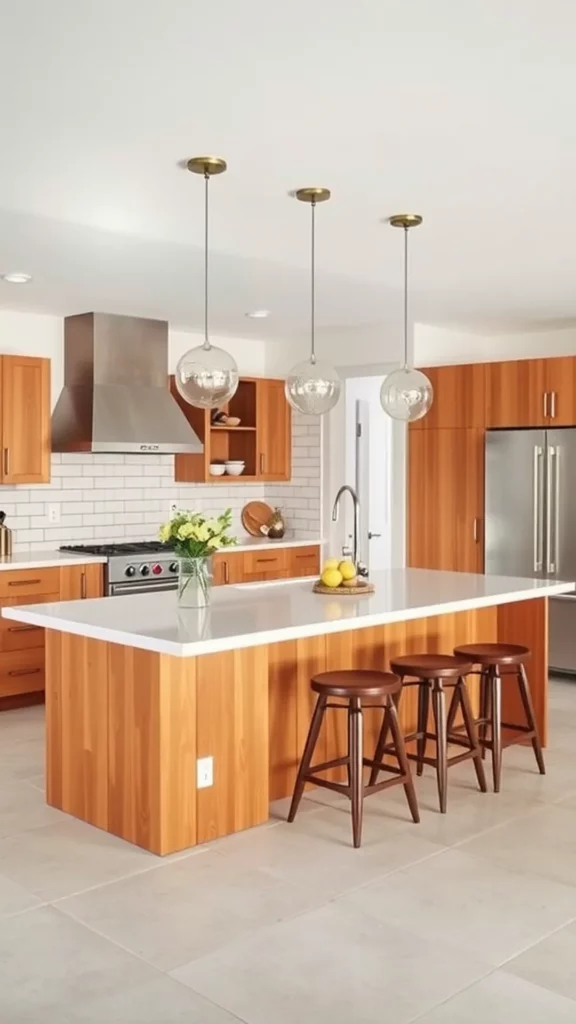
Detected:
[
  {"left": 175, "top": 343, "right": 239, "bottom": 410},
  {"left": 285, "top": 357, "right": 341, "bottom": 416},
  {"left": 379, "top": 366, "right": 433, "bottom": 422}
]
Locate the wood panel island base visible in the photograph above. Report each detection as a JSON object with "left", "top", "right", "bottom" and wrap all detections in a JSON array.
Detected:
[{"left": 5, "top": 570, "right": 573, "bottom": 856}]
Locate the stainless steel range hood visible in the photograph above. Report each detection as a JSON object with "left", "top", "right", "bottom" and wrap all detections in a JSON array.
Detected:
[{"left": 51, "top": 313, "right": 203, "bottom": 454}]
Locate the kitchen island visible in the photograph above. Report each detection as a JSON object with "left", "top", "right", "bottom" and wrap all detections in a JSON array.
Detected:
[{"left": 3, "top": 569, "right": 573, "bottom": 855}]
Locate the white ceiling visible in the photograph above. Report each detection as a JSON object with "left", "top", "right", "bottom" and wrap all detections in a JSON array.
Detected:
[{"left": 1, "top": 0, "right": 575, "bottom": 350}]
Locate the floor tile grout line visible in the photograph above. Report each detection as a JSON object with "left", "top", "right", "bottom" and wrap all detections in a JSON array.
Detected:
[{"left": 43, "top": 903, "right": 252, "bottom": 1023}]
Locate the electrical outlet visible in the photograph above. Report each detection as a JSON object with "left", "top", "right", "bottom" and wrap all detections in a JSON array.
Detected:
[
  {"left": 169, "top": 501, "right": 178, "bottom": 517},
  {"left": 196, "top": 756, "right": 213, "bottom": 789},
  {"left": 47, "top": 504, "right": 61, "bottom": 524}
]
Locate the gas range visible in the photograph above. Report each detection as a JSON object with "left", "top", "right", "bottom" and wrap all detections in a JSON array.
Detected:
[{"left": 60, "top": 542, "right": 178, "bottom": 595}]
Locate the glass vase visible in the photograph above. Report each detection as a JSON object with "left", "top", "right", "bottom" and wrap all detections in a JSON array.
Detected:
[{"left": 177, "top": 556, "right": 213, "bottom": 608}]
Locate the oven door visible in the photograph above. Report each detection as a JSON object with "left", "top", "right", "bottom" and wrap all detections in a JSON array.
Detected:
[{"left": 109, "top": 579, "right": 178, "bottom": 596}]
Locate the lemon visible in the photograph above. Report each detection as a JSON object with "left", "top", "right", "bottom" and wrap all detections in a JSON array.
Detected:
[
  {"left": 323, "top": 558, "right": 340, "bottom": 572},
  {"left": 321, "top": 568, "right": 343, "bottom": 588},
  {"left": 338, "top": 560, "right": 357, "bottom": 581}
]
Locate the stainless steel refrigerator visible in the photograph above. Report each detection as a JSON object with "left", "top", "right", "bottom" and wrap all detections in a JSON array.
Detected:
[{"left": 485, "top": 429, "right": 576, "bottom": 673}]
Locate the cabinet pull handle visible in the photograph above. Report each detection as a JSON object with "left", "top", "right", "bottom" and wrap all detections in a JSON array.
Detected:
[
  {"left": 7, "top": 625, "right": 40, "bottom": 633},
  {"left": 473, "top": 518, "right": 480, "bottom": 543},
  {"left": 3, "top": 448, "right": 9, "bottom": 476},
  {"left": 551, "top": 391, "right": 557, "bottom": 419},
  {"left": 81, "top": 572, "right": 87, "bottom": 599},
  {"left": 224, "top": 560, "right": 229, "bottom": 584},
  {"left": 543, "top": 392, "right": 548, "bottom": 418},
  {"left": 259, "top": 453, "right": 265, "bottom": 474},
  {"left": 295, "top": 553, "right": 313, "bottom": 559},
  {"left": 8, "top": 579, "right": 41, "bottom": 587},
  {"left": 8, "top": 667, "right": 41, "bottom": 678},
  {"left": 255, "top": 557, "right": 277, "bottom": 564}
]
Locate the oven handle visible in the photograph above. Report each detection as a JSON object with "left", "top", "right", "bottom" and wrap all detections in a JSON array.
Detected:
[{"left": 109, "top": 580, "right": 178, "bottom": 596}]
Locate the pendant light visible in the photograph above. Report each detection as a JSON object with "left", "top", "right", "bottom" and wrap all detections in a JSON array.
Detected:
[
  {"left": 380, "top": 214, "right": 433, "bottom": 422},
  {"left": 285, "top": 188, "right": 341, "bottom": 416},
  {"left": 175, "top": 156, "right": 239, "bottom": 409}
]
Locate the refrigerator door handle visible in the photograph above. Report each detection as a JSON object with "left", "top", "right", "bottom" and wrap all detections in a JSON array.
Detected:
[
  {"left": 546, "top": 445, "right": 560, "bottom": 574},
  {"left": 533, "top": 445, "right": 544, "bottom": 572}
]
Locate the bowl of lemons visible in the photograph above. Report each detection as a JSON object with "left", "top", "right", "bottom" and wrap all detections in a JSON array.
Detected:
[{"left": 313, "top": 558, "right": 374, "bottom": 596}]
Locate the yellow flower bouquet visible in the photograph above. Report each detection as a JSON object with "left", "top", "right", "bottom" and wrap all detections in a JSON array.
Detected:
[{"left": 159, "top": 509, "right": 236, "bottom": 606}]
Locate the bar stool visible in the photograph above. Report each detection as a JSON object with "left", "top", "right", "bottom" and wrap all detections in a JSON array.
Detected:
[
  {"left": 369, "top": 655, "right": 487, "bottom": 813},
  {"left": 287, "top": 670, "right": 419, "bottom": 848},
  {"left": 453, "top": 643, "right": 545, "bottom": 793}
]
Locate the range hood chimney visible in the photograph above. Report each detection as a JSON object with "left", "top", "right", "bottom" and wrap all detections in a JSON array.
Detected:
[{"left": 51, "top": 313, "right": 203, "bottom": 454}]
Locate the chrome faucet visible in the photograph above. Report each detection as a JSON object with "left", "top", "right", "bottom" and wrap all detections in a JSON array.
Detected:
[{"left": 331, "top": 485, "right": 360, "bottom": 567}]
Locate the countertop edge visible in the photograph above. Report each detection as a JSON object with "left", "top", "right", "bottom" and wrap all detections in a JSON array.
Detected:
[
  {"left": 0, "top": 552, "right": 109, "bottom": 570},
  {"left": 3, "top": 577, "right": 573, "bottom": 658}
]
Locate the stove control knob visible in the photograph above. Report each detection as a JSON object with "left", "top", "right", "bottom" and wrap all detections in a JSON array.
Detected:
[
  {"left": 169, "top": 561, "right": 178, "bottom": 574},
  {"left": 151, "top": 563, "right": 163, "bottom": 576},
  {"left": 125, "top": 565, "right": 136, "bottom": 577},
  {"left": 139, "top": 564, "right": 150, "bottom": 577}
]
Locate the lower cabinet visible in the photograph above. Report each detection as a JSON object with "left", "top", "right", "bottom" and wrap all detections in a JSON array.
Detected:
[
  {"left": 213, "top": 545, "right": 320, "bottom": 586},
  {"left": 0, "top": 563, "right": 104, "bottom": 704}
]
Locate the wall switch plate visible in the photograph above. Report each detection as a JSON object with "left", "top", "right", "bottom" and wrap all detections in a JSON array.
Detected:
[
  {"left": 196, "top": 756, "right": 214, "bottom": 789},
  {"left": 47, "top": 504, "right": 61, "bottom": 524}
]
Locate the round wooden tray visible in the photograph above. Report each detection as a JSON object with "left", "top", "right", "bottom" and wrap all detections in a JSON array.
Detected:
[
  {"left": 241, "top": 500, "right": 274, "bottom": 537},
  {"left": 313, "top": 580, "right": 375, "bottom": 597}
]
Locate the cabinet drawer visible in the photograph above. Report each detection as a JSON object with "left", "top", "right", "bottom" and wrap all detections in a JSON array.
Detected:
[
  {"left": 243, "top": 569, "right": 291, "bottom": 583},
  {"left": 242, "top": 548, "right": 287, "bottom": 574},
  {"left": 0, "top": 568, "right": 61, "bottom": 599},
  {"left": 0, "top": 592, "right": 58, "bottom": 652},
  {"left": 288, "top": 546, "right": 320, "bottom": 577},
  {"left": 0, "top": 648, "right": 44, "bottom": 697}
]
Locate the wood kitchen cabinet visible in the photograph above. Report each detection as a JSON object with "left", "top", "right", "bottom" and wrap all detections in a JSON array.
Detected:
[
  {"left": 410, "top": 364, "right": 486, "bottom": 430},
  {"left": 408, "top": 428, "right": 484, "bottom": 573},
  {"left": 172, "top": 376, "right": 291, "bottom": 483},
  {"left": 485, "top": 356, "right": 576, "bottom": 428},
  {"left": 213, "top": 545, "right": 320, "bottom": 586},
  {"left": 0, "top": 563, "right": 103, "bottom": 707},
  {"left": 256, "top": 378, "right": 291, "bottom": 480},
  {"left": 0, "top": 355, "right": 50, "bottom": 483}
]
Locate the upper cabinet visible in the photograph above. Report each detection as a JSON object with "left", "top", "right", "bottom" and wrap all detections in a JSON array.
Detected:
[
  {"left": 0, "top": 356, "right": 50, "bottom": 484},
  {"left": 410, "top": 364, "right": 486, "bottom": 430},
  {"left": 172, "top": 376, "right": 292, "bottom": 483},
  {"left": 256, "top": 378, "right": 291, "bottom": 481},
  {"left": 486, "top": 357, "right": 576, "bottom": 428}
]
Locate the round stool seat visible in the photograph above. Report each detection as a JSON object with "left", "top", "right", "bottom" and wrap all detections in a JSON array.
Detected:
[
  {"left": 311, "top": 670, "right": 401, "bottom": 699},
  {"left": 390, "top": 653, "right": 473, "bottom": 680},
  {"left": 454, "top": 643, "right": 530, "bottom": 667}
]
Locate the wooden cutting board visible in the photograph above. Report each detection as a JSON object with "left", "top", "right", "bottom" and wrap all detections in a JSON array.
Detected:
[{"left": 241, "top": 501, "right": 274, "bottom": 537}]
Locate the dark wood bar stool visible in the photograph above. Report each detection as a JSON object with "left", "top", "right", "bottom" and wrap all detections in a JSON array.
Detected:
[
  {"left": 453, "top": 643, "right": 545, "bottom": 793},
  {"left": 287, "top": 670, "right": 419, "bottom": 848},
  {"left": 369, "top": 654, "right": 487, "bottom": 813}
]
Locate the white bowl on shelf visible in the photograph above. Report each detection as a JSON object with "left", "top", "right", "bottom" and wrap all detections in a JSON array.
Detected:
[
  {"left": 209, "top": 464, "right": 226, "bottom": 476},
  {"left": 225, "top": 461, "right": 245, "bottom": 476}
]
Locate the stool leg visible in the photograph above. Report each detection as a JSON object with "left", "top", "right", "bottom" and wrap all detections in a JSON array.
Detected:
[
  {"left": 416, "top": 682, "right": 430, "bottom": 777},
  {"left": 517, "top": 664, "right": 546, "bottom": 775},
  {"left": 458, "top": 678, "right": 488, "bottom": 794},
  {"left": 431, "top": 680, "right": 448, "bottom": 813},
  {"left": 387, "top": 696, "right": 420, "bottom": 824},
  {"left": 348, "top": 696, "right": 364, "bottom": 848},
  {"left": 478, "top": 668, "right": 490, "bottom": 759},
  {"left": 445, "top": 686, "right": 460, "bottom": 737},
  {"left": 287, "top": 694, "right": 327, "bottom": 823},
  {"left": 369, "top": 681, "right": 403, "bottom": 786},
  {"left": 490, "top": 667, "right": 502, "bottom": 793}
]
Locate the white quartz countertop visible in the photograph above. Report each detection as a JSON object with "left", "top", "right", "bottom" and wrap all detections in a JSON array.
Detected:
[
  {"left": 226, "top": 535, "right": 322, "bottom": 553},
  {"left": 2, "top": 569, "right": 573, "bottom": 658},
  {"left": 0, "top": 550, "right": 108, "bottom": 570}
]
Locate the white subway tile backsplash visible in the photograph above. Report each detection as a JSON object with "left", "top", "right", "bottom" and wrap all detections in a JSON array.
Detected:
[{"left": 4, "top": 411, "right": 321, "bottom": 550}]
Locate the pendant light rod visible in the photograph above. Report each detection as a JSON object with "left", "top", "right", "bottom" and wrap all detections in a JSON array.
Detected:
[
  {"left": 187, "top": 156, "right": 227, "bottom": 352},
  {"left": 389, "top": 213, "right": 423, "bottom": 370},
  {"left": 296, "top": 187, "right": 331, "bottom": 368}
]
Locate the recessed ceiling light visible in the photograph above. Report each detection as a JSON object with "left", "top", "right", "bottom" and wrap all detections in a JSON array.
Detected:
[
  {"left": 1, "top": 272, "right": 32, "bottom": 284},
  {"left": 245, "top": 309, "right": 270, "bottom": 319}
]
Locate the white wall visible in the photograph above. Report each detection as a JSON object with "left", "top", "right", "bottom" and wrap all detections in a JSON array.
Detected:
[{"left": 414, "top": 323, "right": 576, "bottom": 366}]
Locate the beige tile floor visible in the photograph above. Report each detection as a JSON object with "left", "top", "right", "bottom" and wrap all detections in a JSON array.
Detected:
[{"left": 1, "top": 678, "right": 576, "bottom": 1022}]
